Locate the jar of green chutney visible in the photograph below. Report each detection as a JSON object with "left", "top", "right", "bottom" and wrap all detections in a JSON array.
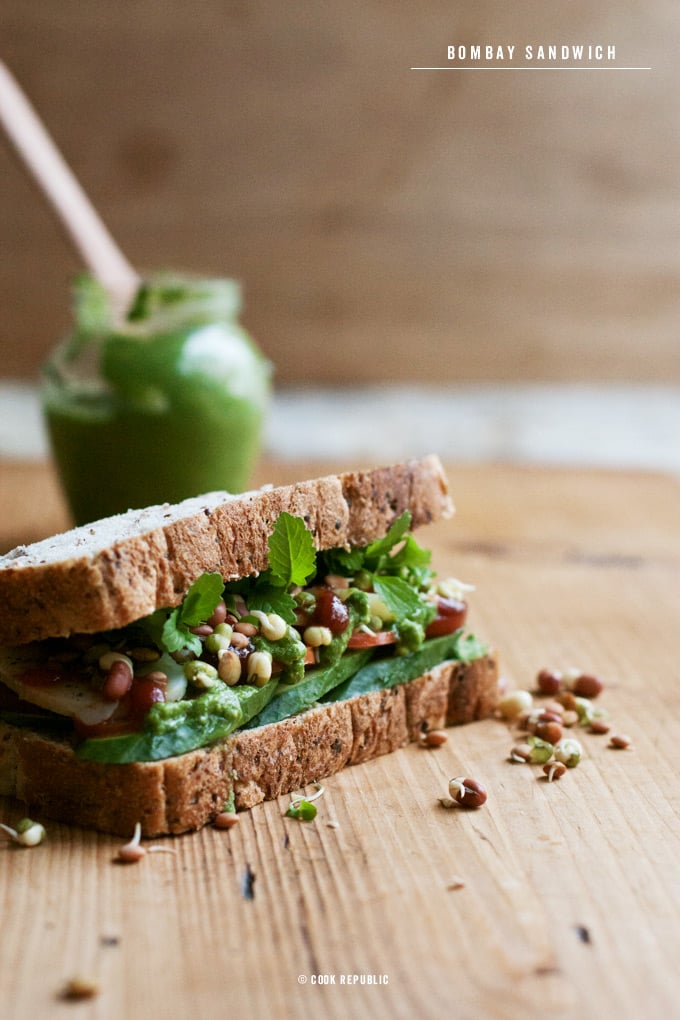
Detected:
[{"left": 42, "top": 273, "right": 272, "bottom": 525}]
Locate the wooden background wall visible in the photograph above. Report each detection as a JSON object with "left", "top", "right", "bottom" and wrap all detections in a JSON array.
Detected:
[{"left": 1, "top": 2, "right": 678, "bottom": 387}]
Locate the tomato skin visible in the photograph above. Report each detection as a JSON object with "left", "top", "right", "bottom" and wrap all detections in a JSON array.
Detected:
[
  {"left": 347, "top": 630, "right": 397, "bottom": 650},
  {"left": 129, "top": 677, "right": 167, "bottom": 716},
  {"left": 311, "top": 589, "right": 350, "bottom": 635},
  {"left": 72, "top": 715, "right": 139, "bottom": 739},
  {"left": 425, "top": 598, "right": 467, "bottom": 638}
]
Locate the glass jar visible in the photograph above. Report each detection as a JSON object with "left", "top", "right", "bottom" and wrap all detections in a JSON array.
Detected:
[{"left": 42, "top": 273, "right": 271, "bottom": 525}]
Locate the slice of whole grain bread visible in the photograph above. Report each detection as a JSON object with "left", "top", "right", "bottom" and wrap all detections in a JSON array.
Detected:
[
  {"left": 0, "top": 651, "right": 498, "bottom": 837},
  {"left": 0, "top": 456, "right": 452, "bottom": 647}
]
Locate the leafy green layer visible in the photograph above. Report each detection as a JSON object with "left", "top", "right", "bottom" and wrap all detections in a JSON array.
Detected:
[
  {"left": 243, "top": 649, "right": 373, "bottom": 730},
  {"left": 322, "top": 630, "right": 488, "bottom": 704}
]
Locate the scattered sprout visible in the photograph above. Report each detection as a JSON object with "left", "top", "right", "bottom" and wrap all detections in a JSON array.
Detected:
[
  {"left": 447, "top": 777, "right": 487, "bottom": 809},
  {"left": 498, "top": 690, "right": 533, "bottom": 720},
  {"left": 0, "top": 818, "right": 46, "bottom": 847},
  {"left": 554, "top": 738, "right": 583, "bottom": 768},
  {"left": 609, "top": 733, "right": 633, "bottom": 750},
  {"left": 286, "top": 800, "right": 317, "bottom": 821},
  {"left": 526, "top": 736, "right": 555, "bottom": 764},
  {"left": 285, "top": 783, "right": 325, "bottom": 821}
]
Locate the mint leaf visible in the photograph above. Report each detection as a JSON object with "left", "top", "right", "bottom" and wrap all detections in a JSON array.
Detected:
[
  {"left": 155, "top": 572, "right": 224, "bottom": 655},
  {"left": 246, "top": 585, "right": 298, "bottom": 623},
  {"left": 177, "top": 572, "right": 224, "bottom": 627},
  {"left": 267, "top": 513, "right": 316, "bottom": 588}
]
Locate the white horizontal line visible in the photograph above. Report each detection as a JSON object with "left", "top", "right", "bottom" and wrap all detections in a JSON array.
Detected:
[{"left": 411, "top": 66, "right": 652, "bottom": 71}]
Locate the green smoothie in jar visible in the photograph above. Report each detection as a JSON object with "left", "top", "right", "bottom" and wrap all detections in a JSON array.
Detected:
[{"left": 42, "top": 274, "right": 271, "bottom": 525}]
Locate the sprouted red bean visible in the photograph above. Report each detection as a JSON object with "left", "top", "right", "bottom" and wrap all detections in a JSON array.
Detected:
[
  {"left": 448, "top": 777, "right": 488, "bottom": 809},
  {"left": 102, "top": 659, "right": 134, "bottom": 701},
  {"left": 535, "top": 720, "right": 563, "bottom": 745},
  {"left": 117, "top": 823, "right": 146, "bottom": 863},
  {"left": 214, "top": 812, "right": 240, "bottom": 830},
  {"left": 609, "top": 733, "right": 632, "bottom": 749},
  {"left": 509, "top": 743, "right": 533, "bottom": 763},
  {"left": 542, "top": 761, "right": 567, "bottom": 782},
  {"left": 536, "top": 669, "right": 563, "bottom": 696},
  {"left": 419, "top": 730, "right": 448, "bottom": 748},
  {"left": 573, "top": 673, "right": 604, "bottom": 699}
]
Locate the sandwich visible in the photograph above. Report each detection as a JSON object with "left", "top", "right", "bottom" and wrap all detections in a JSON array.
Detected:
[{"left": 0, "top": 456, "right": 499, "bottom": 836}]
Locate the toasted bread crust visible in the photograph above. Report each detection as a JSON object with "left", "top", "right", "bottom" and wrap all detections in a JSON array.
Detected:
[
  {"left": 0, "top": 457, "right": 452, "bottom": 647},
  {"left": 0, "top": 653, "right": 498, "bottom": 836}
]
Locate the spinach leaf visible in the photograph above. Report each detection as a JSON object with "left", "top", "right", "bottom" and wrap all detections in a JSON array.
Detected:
[
  {"left": 243, "top": 649, "right": 373, "bottom": 730},
  {"left": 322, "top": 631, "right": 487, "bottom": 704}
]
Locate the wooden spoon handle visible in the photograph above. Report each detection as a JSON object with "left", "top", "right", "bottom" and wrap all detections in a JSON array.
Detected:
[{"left": 0, "top": 61, "right": 139, "bottom": 312}]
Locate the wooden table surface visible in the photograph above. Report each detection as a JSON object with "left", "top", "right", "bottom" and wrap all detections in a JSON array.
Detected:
[{"left": 1, "top": 458, "right": 679, "bottom": 1020}]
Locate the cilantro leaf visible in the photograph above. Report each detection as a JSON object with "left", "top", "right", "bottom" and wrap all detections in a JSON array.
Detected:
[
  {"left": 319, "top": 545, "right": 365, "bottom": 576},
  {"left": 267, "top": 513, "right": 317, "bottom": 588},
  {"left": 363, "top": 512, "right": 412, "bottom": 570},
  {"left": 372, "top": 575, "right": 435, "bottom": 629},
  {"left": 388, "top": 534, "right": 432, "bottom": 572}
]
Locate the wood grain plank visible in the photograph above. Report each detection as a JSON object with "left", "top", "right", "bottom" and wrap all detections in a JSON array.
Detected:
[{"left": 1, "top": 460, "right": 679, "bottom": 1019}]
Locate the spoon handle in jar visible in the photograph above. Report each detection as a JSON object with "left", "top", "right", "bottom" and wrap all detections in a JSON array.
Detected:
[{"left": 0, "top": 60, "right": 139, "bottom": 315}]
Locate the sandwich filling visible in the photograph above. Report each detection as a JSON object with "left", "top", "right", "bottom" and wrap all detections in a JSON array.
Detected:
[{"left": 0, "top": 512, "right": 486, "bottom": 764}]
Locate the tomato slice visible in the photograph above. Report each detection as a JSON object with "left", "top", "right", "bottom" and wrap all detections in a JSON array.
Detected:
[
  {"left": 425, "top": 598, "right": 467, "bottom": 638},
  {"left": 347, "top": 630, "right": 397, "bottom": 649}
]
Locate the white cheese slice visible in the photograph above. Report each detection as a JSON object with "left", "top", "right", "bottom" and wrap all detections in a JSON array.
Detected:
[{"left": 0, "top": 645, "right": 117, "bottom": 721}]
